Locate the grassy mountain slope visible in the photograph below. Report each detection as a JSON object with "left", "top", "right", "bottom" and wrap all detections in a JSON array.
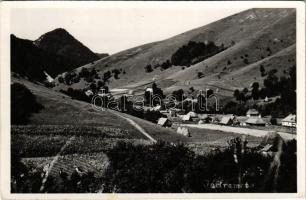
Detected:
[
  {"left": 11, "top": 77, "right": 190, "bottom": 142},
  {"left": 55, "top": 8, "right": 296, "bottom": 99}
]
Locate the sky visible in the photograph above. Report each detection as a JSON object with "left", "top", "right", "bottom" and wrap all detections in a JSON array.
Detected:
[{"left": 11, "top": 6, "right": 244, "bottom": 54}]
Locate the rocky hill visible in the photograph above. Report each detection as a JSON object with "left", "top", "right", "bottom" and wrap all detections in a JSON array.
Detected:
[
  {"left": 33, "top": 28, "right": 99, "bottom": 67},
  {"left": 11, "top": 28, "right": 103, "bottom": 81}
]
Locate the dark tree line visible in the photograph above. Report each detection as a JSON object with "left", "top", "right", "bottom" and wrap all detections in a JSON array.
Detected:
[
  {"left": 230, "top": 66, "right": 296, "bottom": 117},
  {"left": 102, "top": 139, "right": 296, "bottom": 193},
  {"left": 11, "top": 137, "right": 296, "bottom": 193},
  {"left": 171, "top": 41, "right": 225, "bottom": 67},
  {"left": 144, "top": 83, "right": 165, "bottom": 106}
]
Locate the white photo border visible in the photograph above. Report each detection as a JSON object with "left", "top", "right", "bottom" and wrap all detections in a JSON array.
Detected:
[{"left": 0, "top": 1, "right": 305, "bottom": 199}]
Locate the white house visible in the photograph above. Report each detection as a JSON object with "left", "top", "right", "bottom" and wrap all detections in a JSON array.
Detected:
[
  {"left": 43, "top": 71, "right": 54, "bottom": 83},
  {"left": 85, "top": 90, "right": 94, "bottom": 96},
  {"left": 281, "top": 114, "right": 296, "bottom": 127}
]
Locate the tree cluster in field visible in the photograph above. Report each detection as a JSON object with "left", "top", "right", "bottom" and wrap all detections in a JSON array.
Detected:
[
  {"left": 58, "top": 67, "right": 125, "bottom": 86},
  {"left": 144, "top": 40, "right": 224, "bottom": 73},
  {"left": 144, "top": 83, "right": 165, "bottom": 106},
  {"left": 11, "top": 83, "right": 44, "bottom": 125},
  {"left": 60, "top": 88, "right": 92, "bottom": 103},
  {"left": 227, "top": 66, "right": 296, "bottom": 117},
  {"left": 145, "top": 60, "right": 172, "bottom": 73},
  {"left": 59, "top": 78, "right": 109, "bottom": 102},
  {"left": 100, "top": 68, "right": 125, "bottom": 81},
  {"left": 58, "top": 67, "right": 100, "bottom": 85},
  {"left": 171, "top": 41, "right": 225, "bottom": 67}
]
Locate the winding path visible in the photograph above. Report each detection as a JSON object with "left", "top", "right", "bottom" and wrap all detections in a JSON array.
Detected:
[{"left": 108, "top": 109, "right": 157, "bottom": 143}]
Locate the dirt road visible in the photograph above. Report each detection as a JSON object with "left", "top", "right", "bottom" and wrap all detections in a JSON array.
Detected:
[{"left": 182, "top": 124, "right": 296, "bottom": 141}]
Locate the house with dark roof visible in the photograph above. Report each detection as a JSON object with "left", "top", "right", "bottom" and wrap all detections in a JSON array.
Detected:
[{"left": 220, "top": 114, "right": 239, "bottom": 125}]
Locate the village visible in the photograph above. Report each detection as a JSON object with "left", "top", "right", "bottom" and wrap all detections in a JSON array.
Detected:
[{"left": 89, "top": 83, "right": 297, "bottom": 140}]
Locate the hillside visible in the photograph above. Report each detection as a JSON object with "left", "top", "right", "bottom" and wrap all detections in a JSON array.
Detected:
[
  {"left": 34, "top": 28, "right": 100, "bottom": 67},
  {"left": 54, "top": 8, "right": 296, "bottom": 99},
  {"left": 11, "top": 35, "right": 78, "bottom": 81},
  {"left": 11, "top": 77, "right": 190, "bottom": 142}
]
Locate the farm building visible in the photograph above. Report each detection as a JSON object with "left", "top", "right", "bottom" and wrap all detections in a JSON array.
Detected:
[
  {"left": 245, "top": 117, "right": 266, "bottom": 126},
  {"left": 198, "top": 120, "right": 204, "bottom": 124},
  {"left": 246, "top": 109, "right": 260, "bottom": 117},
  {"left": 220, "top": 115, "right": 239, "bottom": 125},
  {"left": 281, "top": 114, "right": 296, "bottom": 127},
  {"left": 182, "top": 114, "right": 192, "bottom": 121},
  {"left": 211, "top": 116, "right": 220, "bottom": 123},
  {"left": 198, "top": 114, "right": 212, "bottom": 123},
  {"left": 187, "top": 111, "right": 198, "bottom": 118},
  {"left": 157, "top": 117, "right": 172, "bottom": 127}
]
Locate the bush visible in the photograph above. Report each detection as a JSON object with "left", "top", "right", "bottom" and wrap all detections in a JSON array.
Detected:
[
  {"left": 243, "top": 58, "right": 249, "bottom": 64},
  {"left": 58, "top": 76, "right": 64, "bottom": 83},
  {"left": 145, "top": 64, "right": 153, "bottom": 73},
  {"left": 197, "top": 72, "right": 204, "bottom": 79}
]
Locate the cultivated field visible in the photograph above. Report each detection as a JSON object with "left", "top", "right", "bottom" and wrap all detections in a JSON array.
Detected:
[{"left": 12, "top": 125, "right": 150, "bottom": 178}]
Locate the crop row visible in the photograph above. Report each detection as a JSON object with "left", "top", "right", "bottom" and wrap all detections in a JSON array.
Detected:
[
  {"left": 12, "top": 133, "right": 148, "bottom": 158},
  {"left": 11, "top": 125, "right": 132, "bottom": 138}
]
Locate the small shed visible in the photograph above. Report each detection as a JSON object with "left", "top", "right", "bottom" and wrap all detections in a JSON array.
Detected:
[
  {"left": 177, "top": 127, "right": 190, "bottom": 137},
  {"left": 157, "top": 117, "right": 171, "bottom": 127},
  {"left": 85, "top": 90, "right": 94, "bottom": 96},
  {"left": 281, "top": 114, "right": 296, "bottom": 127}
]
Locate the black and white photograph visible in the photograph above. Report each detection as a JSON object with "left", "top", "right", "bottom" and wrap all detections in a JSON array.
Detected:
[{"left": 0, "top": 1, "right": 305, "bottom": 198}]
